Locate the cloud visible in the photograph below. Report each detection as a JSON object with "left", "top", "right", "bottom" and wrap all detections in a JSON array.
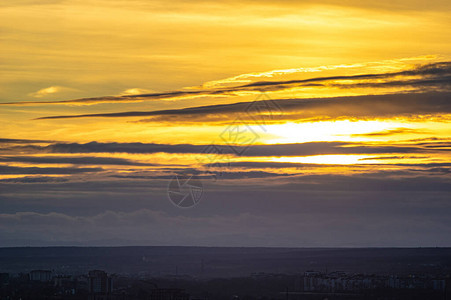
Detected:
[
  {"left": 241, "top": 62, "right": 451, "bottom": 88},
  {"left": 0, "top": 165, "right": 103, "bottom": 175},
  {"left": 0, "top": 150, "right": 449, "bottom": 247},
  {"left": 2, "top": 140, "right": 447, "bottom": 157},
  {"left": 0, "top": 176, "right": 70, "bottom": 183},
  {"left": 350, "top": 128, "right": 429, "bottom": 137},
  {"left": 1, "top": 138, "right": 447, "bottom": 182},
  {"left": 0, "top": 155, "right": 155, "bottom": 166},
  {"left": 200, "top": 56, "right": 441, "bottom": 88},
  {"left": 120, "top": 88, "right": 155, "bottom": 95},
  {"left": 3, "top": 61, "right": 451, "bottom": 107},
  {"left": 0, "top": 138, "right": 54, "bottom": 144},
  {"left": 0, "top": 169, "right": 450, "bottom": 247},
  {"left": 28, "top": 86, "right": 77, "bottom": 98},
  {"left": 358, "top": 155, "right": 426, "bottom": 160},
  {"left": 242, "top": 142, "right": 447, "bottom": 156},
  {"left": 111, "top": 170, "right": 293, "bottom": 180},
  {"left": 32, "top": 91, "right": 451, "bottom": 122}
]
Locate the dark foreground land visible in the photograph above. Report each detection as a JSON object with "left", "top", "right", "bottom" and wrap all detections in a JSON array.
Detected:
[{"left": 0, "top": 247, "right": 450, "bottom": 299}]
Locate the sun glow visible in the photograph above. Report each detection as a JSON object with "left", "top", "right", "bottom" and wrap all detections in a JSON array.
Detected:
[
  {"left": 270, "top": 154, "right": 371, "bottom": 165},
  {"left": 258, "top": 119, "right": 444, "bottom": 144}
]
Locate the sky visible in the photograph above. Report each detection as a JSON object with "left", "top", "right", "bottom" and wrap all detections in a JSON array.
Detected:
[{"left": 0, "top": 0, "right": 450, "bottom": 247}]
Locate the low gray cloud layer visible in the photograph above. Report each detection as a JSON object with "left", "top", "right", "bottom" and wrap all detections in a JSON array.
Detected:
[
  {"left": 0, "top": 155, "right": 155, "bottom": 166},
  {"left": 2, "top": 140, "right": 448, "bottom": 157},
  {"left": 0, "top": 169, "right": 450, "bottom": 247}
]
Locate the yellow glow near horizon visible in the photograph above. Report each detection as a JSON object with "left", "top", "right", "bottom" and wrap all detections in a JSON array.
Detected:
[
  {"left": 268, "top": 154, "right": 443, "bottom": 165},
  {"left": 258, "top": 119, "right": 451, "bottom": 144},
  {"left": 0, "top": 116, "right": 449, "bottom": 151},
  {"left": 271, "top": 155, "right": 371, "bottom": 165}
]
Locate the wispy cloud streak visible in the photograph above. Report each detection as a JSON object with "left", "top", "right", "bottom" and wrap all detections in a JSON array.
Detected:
[
  {"left": 34, "top": 92, "right": 451, "bottom": 121},
  {"left": 3, "top": 62, "right": 451, "bottom": 108}
]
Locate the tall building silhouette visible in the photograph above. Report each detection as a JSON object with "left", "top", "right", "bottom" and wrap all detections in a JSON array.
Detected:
[{"left": 88, "top": 270, "right": 113, "bottom": 295}]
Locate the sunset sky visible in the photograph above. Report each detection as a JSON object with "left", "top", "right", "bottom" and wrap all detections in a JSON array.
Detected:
[{"left": 0, "top": 0, "right": 450, "bottom": 247}]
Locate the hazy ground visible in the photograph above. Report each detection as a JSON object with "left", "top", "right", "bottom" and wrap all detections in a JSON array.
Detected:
[{"left": 0, "top": 247, "right": 450, "bottom": 277}]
